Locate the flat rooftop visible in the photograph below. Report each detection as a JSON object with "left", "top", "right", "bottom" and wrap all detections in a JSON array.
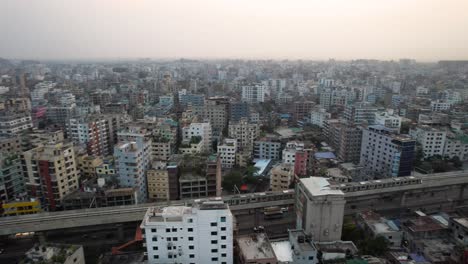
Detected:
[
  {"left": 237, "top": 233, "right": 276, "bottom": 261},
  {"left": 453, "top": 217, "right": 468, "bottom": 229},
  {"left": 300, "top": 177, "right": 344, "bottom": 197}
]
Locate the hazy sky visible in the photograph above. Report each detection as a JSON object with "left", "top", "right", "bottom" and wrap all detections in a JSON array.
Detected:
[{"left": 2, "top": 0, "right": 468, "bottom": 61}]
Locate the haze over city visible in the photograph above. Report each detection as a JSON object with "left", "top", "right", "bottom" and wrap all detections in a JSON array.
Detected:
[{"left": 2, "top": 0, "right": 468, "bottom": 61}]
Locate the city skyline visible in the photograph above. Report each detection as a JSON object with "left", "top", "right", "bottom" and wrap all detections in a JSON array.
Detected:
[{"left": 2, "top": 0, "right": 468, "bottom": 61}]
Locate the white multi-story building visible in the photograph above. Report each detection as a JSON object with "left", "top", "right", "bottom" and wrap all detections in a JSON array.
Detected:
[
  {"left": 409, "top": 126, "right": 447, "bottom": 158},
  {"left": 374, "top": 110, "right": 402, "bottom": 132},
  {"left": 344, "top": 102, "right": 378, "bottom": 125},
  {"left": 261, "top": 79, "right": 286, "bottom": 96},
  {"left": 360, "top": 125, "right": 415, "bottom": 178},
  {"left": 430, "top": 100, "right": 452, "bottom": 112},
  {"left": 0, "top": 113, "right": 33, "bottom": 134},
  {"left": 217, "top": 138, "right": 237, "bottom": 169},
  {"left": 141, "top": 201, "right": 233, "bottom": 264},
  {"left": 182, "top": 122, "right": 212, "bottom": 152},
  {"left": 309, "top": 108, "right": 331, "bottom": 128},
  {"left": 282, "top": 141, "right": 305, "bottom": 164},
  {"left": 241, "top": 84, "right": 265, "bottom": 103},
  {"left": 228, "top": 119, "right": 259, "bottom": 151}
]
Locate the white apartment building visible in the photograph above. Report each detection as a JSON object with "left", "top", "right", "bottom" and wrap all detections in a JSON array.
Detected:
[
  {"left": 261, "top": 79, "right": 286, "bottom": 96},
  {"left": 228, "top": 119, "right": 259, "bottom": 150},
  {"left": 241, "top": 84, "right": 265, "bottom": 103},
  {"left": 431, "top": 100, "right": 452, "bottom": 112},
  {"left": 374, "top": 110, "right": 402, "bottom": 132},
  {"left": 217, "top": 138, "right": 237, "bottom": 168},
  {"left": 182, "top": 122, "right": 212, "bottom": 152},
  {"left": 253, "top": 138, "right": 282, "bottom": 160},
  {"left": 282, "top": 141, "right": 305, "bottom": 164},
  {"left": 141, "top": 201, "right": 233, "bottom": 264},
  {"left": 0, "top": 113, "right": 33, "bottom": 134},
  {"left": 67, "top": 117, "right": 111, "bottom": 156},
  {"left": 409, "top": 126, "right": 447, "bottom": 158},
  {"left": 309, "top": 108, "right": 331, "bottom": 128}
]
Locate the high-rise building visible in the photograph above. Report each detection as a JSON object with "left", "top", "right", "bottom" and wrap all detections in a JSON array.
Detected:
[
  {"left": 293, "top": 101, "right": 314, "bottom": 122},
  {"left": 253, "top": 137, "right": 282, "bottom": 160},
  {"left": 206, "top": 154, "right": 222, "bottom": 197},
  {"left": 296, "top": 177, "right": 345, "bottom": 242},
  {"left": 374, "top": 110, "right": 402, "bottom": 132},
  {"left": 325, "top": 120, "right": 362, "bottom": 163},
  {"left": 228, "top": 118, "right": 259, "bottom": 151},
  {"left": 67, "top": 117, "right": 112, "bottom": 156},
  {"left": 217, "top": 138, "right": 237, "bottom": 169},
  {"left": 241, "top": 84, "right": 265, "bottom": 103},
  {"left": 115, "top": 128, "right": 152, "bottom": 203},
  {"left": 229, "top": 101, "right": 250, "bottom": 122},
  {"left": 360, "top": 125, "right": 415, "bottom": 178},
  {"left": 205, "top": 97, "right": 230, "bottom": 136},
  {"left": 147, "top": 161, "right": 170, "bottom": 201},
  {"left": 344, "top": 103, "right": 378, "bottom": 125},
  {"left": 21, "top": 142, "right": 80, "bottom": 211},
  {"left": 141, "top": 201, "right": 233, "bottom": 264},
  {"left": 0, "top": 154, "right": 25, "bottom": 201},
  {"left": 270, "top": 163, "right": 294, "bottom": 192}
]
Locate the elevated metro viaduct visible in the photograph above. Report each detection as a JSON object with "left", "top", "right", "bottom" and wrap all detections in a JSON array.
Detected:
[{"left": 1, "top": 171, "right": 467, "bottom": 236}]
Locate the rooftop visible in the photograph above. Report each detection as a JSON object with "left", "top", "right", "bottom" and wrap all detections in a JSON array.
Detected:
[
  {"left": 237, "top": 233, "right": 277, "bottom": 261},
  {"left": 300, "top": 177, "right": 344, "bottom": 197},
  {"left": 453, "top": 217, "right": 468, "bottom": 229}
]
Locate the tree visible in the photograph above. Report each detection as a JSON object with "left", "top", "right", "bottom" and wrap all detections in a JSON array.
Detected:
[
  {"left": 222, "top": 171, "right": 243, "bottom": 192},
  {"left": 451, "top": 156, "right": 463, "bottom": 169}
]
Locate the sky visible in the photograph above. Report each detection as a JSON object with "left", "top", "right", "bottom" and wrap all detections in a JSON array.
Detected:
[{"left": 2, "top": 0, "right": 468, "bottom": 61}]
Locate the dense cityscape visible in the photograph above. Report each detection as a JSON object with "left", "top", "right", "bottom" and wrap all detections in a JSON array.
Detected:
[
  {"left": 0, "top": 57, "right": 467, "bottom": 263},
  {"left": 2, "top": 0, "right": 468, "bottom": 264}
]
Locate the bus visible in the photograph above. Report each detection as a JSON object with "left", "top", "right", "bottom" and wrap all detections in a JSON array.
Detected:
[{"left": 263, "top": 206, "right": 283, "bottom": 220}]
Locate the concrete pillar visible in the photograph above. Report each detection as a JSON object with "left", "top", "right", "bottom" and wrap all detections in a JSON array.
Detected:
[
  {"left": 116, "top": 224, "right": 124, "bottom": 241},
  {"left": 38, "top": 231, "right": 47, "bottom": 245},
  {"left": 400, "top": 192, "right": 408, "bottom": 208},
  {"left": 458, "top": 184, "right": 466, "bottom": 205}
]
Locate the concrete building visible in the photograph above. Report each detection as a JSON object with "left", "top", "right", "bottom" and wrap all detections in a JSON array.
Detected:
[
  {"left": 0, "top": 154, "right": 25, "bottom": 201},
  {"left": 296, "top": 177, "right": 345, "bottom": 242},
  {"left": 46, "top": 106, "right": 75, "bottom": 127},
  {"left": 430, "top": 100, "right": 452, "bottom": 112},
  {"left": 67, "top": 116, "right": 112, "bottom": 156},
  {"left": 76, "top": 154, "right": 103, "bottom": 179},
  {"left": 409, "top": 126, "right": 447, "bottom": 158},
  {"left": 0, "top": 134, "right": 21, "bottom": 154},
  {"left": 115, "top": 128, "right": 152, "bottom": 203},
  {"left": 151, "top": 139, "right": 172, "bottom": 161},
  {"left": 360, "top": 125, "right": 415, "bottom": 178},
  {"left": 0, "top": 112, "right": 33, "bottom": 134},
  {"left": 270, "top": 163, "right": 294, "bottom": 192},
  {"left": 205, "top": 97, "right": 230, "bottom": 136},
  {"left": 293, "top": 101, "right": 314, "bottom": 122},
  {"left": 206, "top": 154, "right": 222, "bottom": 197},
  {"left": 253, "top": 137, "right": 282, "bottom": 160},
  {"left": 357, "top": 211, "right": 402, "bottom": 247},
  {"left": 179, "top": 173, "right": 208, "bottom": 199},
  {"left": 147, "top": 161, "right": 170, "bottom": 201},
  {"left": 141, "top": 201, "right": 233, "bottom": 264},
  {"left": 374, "top": 110, "right": 402, "bottom": 132},
  {"left": 229, "top": 101, "right": 250, "bottom": 122},
  {"left": 262, "top": 79, "right": 286, "bottom": 96},
  {"left": 344, "top": 102, "right": 378, "bottom": 125},
  {"left": 182, "top": 122, "right": 212, "bottom": 152},
  {"left": 217, "top": 138, "right": 237, "bottom": 169},
  {"left": 228, "top": 118, "right": 259, "bottom": 151},
  {"left": 325, "top": 120, "right": 362, "bottom": 163},
  {"left": 241, "top": 84, "right": 265, "bottom": 103},
  {"left": 21, "top": 142, "right": 80, "bottom": 211},
  {"left": 236, "top": 233, "right": 278, "bottom": 264},
  {"left": 450, "top": 218, "right": 468, "bottom": 246},
  {"left": 309, "top": 108, "right": 331, "bottom": 128}
]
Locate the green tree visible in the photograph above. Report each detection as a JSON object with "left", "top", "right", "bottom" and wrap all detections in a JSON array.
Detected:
[{"left": 222, "top": 171, "right": 243, "bottom": 192}]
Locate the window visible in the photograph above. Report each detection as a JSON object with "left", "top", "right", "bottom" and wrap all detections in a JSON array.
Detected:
[
  {"left": 173, "top": 237, "right": 178, "bottom": 241},
  {"left": 153, "top": 246, "right": 158, "bottom": 250},
  {"left": 221, "top": 227, "right": 226, "bottom": 231},
  {"left": 210, "top": 222, "right": 217, "bottom": 227},
  {"left": 152, "top": 237, "right": 158, "bottom": 242},
  {"left": 211, "top": 231, "right": 217, "bottom": 235},
  {"left": 211, "top": 240, "right": 218, "bottom": 244},
  {"left": 151, "top": 228, "right": 157, "bottom": 232},
  {"left": 221, "top": 236, "right": 226, "bottom": 240},
  {"left": 221, "top": 245, "right": 226, "bottom": 249},
  {"left": 166, "top": 228, "right": 170, "bottom": 232},
  {"left": 168, "top": 254, "right": 173, "bottom": 259},
  {"left": 154, "top": 255, "right": 159, "bottom": 259},
  {"left": 188, "top": 228, "right": 193, "bottom": 232},
  {"left": 167, "top": 237, "right": 171, "bottom": 241},
  {"left": 189, "top": 254, "right": 195, "bottom": 258},
  {"left": 309, "top": 256, "right": 314, "bottom": 260},
  {"left": 172, "top": 228, "right": 177, "bottom": 232},
  {"left": 189, "top": 245, "right": 194, "bottom": 250},
  {"left": 212, "top": 257, "right": 218, "bottom": 261},
  {"left": 211, "top": 249, "right": 218, "bottom": 253},
  {"left": 220, "top": 216, "right": 226, "bottom": 222},
  {"left": 189, "top": 237, "right": 194, "bottom": 241},
  {"left": 221, "top": 253, "right": 226, "bottom": 257}
]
